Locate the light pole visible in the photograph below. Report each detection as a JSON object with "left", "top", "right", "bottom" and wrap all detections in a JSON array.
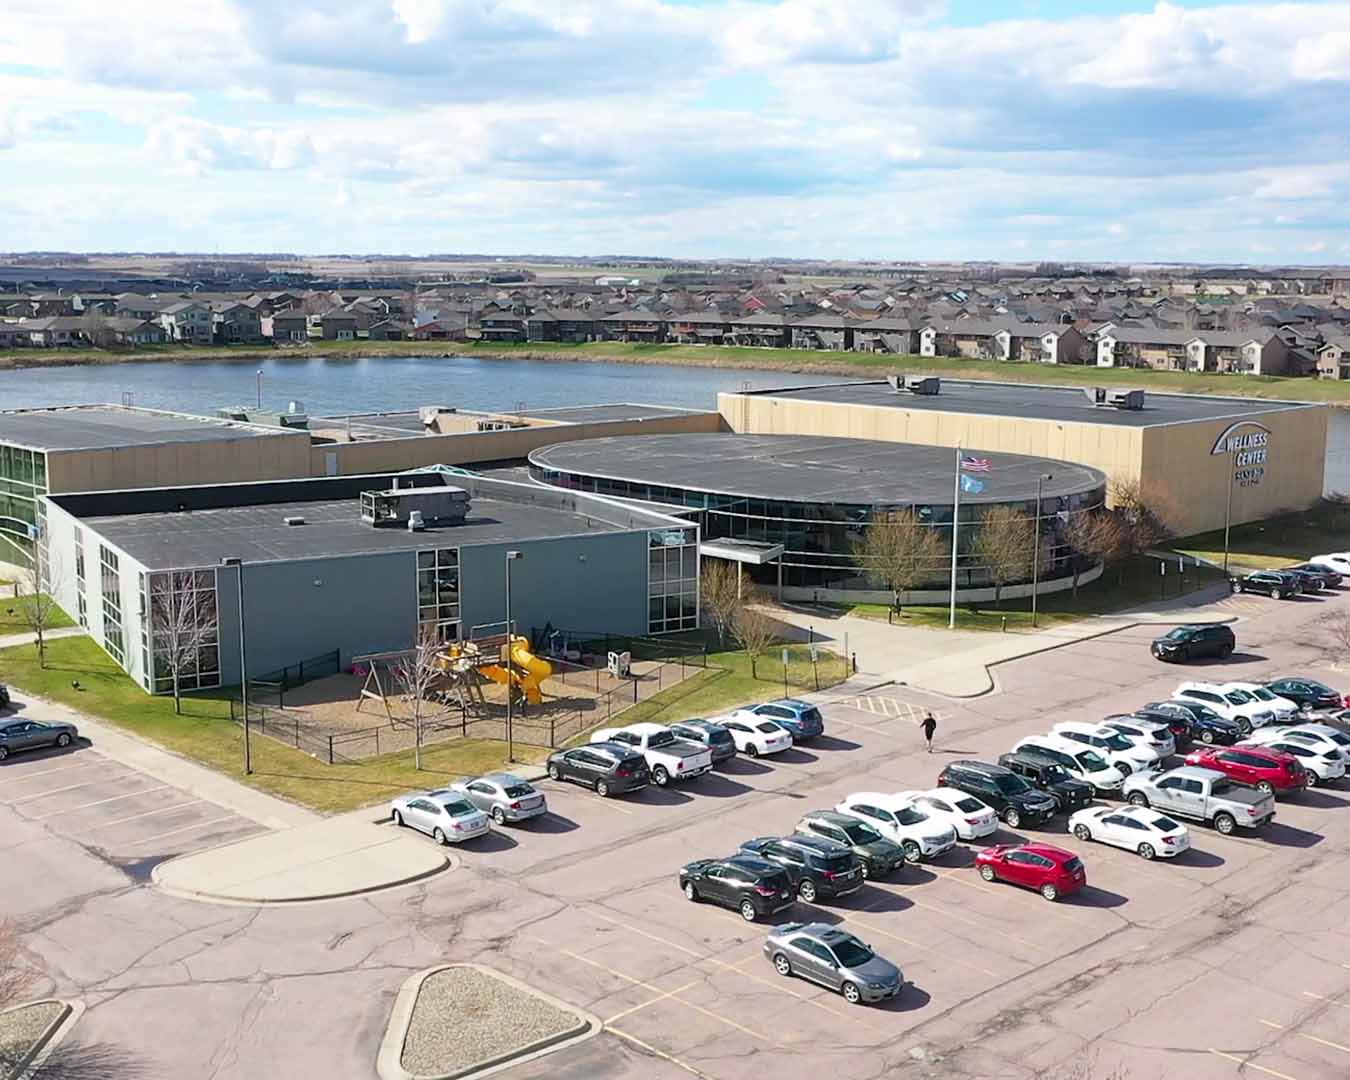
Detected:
[
  {"left": 255, "top": 369, "right": 263, "bottom": 410},
  {"left": 504, "top": 550, "right": 522, "bottom": 763},
  {"left": 221, "top": 556, "right": 251, "bottom": 775},
  {"left": 1030, "top": 473, "right": 1053, "bottom": 629},
  {"left": 1222, "top": 459, "right": 1237, "bottom": 574}
]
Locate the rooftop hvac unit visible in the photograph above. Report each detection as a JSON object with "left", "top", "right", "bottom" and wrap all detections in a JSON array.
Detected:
[
  {"left": 283, "top": 515, "right": 306, "bottom": 526},
  {"left": 360, "top": 484, "right": 471, "bottom": 528},
  {"left": 1083, "top": 387, "right": 1145, "bottom": 410},
  {"left": 887, "top": 374, "right": 941, "bottom": 396},
  {"left": 419, "top": 406, "right": 455, "bottom": 427}
]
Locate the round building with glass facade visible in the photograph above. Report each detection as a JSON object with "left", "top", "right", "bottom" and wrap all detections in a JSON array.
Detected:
[{"left": 529, "top": 433, "right": 1108, "bottom": 595}]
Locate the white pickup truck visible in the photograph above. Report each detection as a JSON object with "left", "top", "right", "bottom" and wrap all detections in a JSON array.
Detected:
[
  {"left": 591, "top": 722, "right": 713, "bottom": 786},
  {"left": 1121, "top": 765, "right": 1275, "bottom": 835}
]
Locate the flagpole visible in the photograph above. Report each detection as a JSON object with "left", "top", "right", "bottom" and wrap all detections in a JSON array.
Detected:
[{"left": 949, "top": 445, "right": 960, "bottom": 629}]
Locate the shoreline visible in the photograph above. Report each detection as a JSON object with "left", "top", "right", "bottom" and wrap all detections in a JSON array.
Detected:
[{"left": 0, "top": 340, "right": 1341, "bottom": 405}]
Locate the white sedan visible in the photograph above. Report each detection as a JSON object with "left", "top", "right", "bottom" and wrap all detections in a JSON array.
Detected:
[
  {"left": 895, "top": 787, "right": 998, "bottom": 840},
  {"left": 1311, "top": 553, "right": 1350, "bottom": 576},
  {"left": 835, "top": 792, "right": 958, "bottom": 862},
  {"left": 390, "top": 789, "right": 492, "bottom": 844},
  {"left": 1068, "top": 805, "right": 1190, "bottom": 860},
  {"left": 720, "top": 717, "right": 793, "bottom": 758},
  {"left": 1240, "top": 735, "right": 1345, "bottom": 786}
]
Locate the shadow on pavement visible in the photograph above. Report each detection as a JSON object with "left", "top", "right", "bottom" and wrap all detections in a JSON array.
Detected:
[
  {"left": 1261, "top": 822, "right": 1323, "bottom": 848},
  {"left": 463, "top": 830, "right": 518, "bottom": 852},
  {"left": 1294, "top": 788, "right": 1350, "bottom": 809},
  {"left": 810, "top": 736, "right": 861, "bottom": 753},
  {"left": 929, "top": 847, "right": 977, "bottom": 869},
  {"left": 520, "top": 813, "right": 579, "bottom": 834},
  {"left": 894, "top": 864, "right": 936, "bottom": 885},
  {"left": 691, "top": 774, "right": 755, "bottom": 799},
  {"left": 841, "top": 886, "right": 912, "bottom": 914},
  {"left": 718, "top": 757, "right": 772, "bottom": 776},
  {"left": 631, "top": 785, "right": 693, "bottom": 807},
  {"left": 0, "top": 739, "right": 91, "bottom": 765},
  {"left": 1070, "top": 885, "right": 1128, "bottom": 909},
  {"left": 874, "top": 984, "right": 931, "bottom": 1013},
  {"left": 1173, "top": 848, "right": 1225, "bottom": 868},
  {"left": 774, "top": 748, "right": 819, "bottom": 765}
]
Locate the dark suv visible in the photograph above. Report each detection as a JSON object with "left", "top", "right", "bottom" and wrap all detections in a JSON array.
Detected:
[
  {"left": 793, "top": 810, "right": 906, "bottom": 880},
  {"left": 1137, "top": 700, "right": 1240, "bottom": 746},
  {"left": 679, "top": 855, "right": 795, "bottom": 922},
  {"left": 938, "top": 760, "right": 1058, "bottom": 829},
  {"left": 997, "top": 751, "right": 1094, "bottom": 813},
  {"left": 1151, "top": 624, "right": 1236, "bottom": 662},
  {"left": 669, "top": 719, "right": 737, "bottom": 763},
  {"left": 1230, "top": 570, "right": 1301, "bottom": 600},
  {"left": 1287, "top": 563, "right": 1341, "bottom": 590},
  {"left": 544, "top": 742, "right": 650, "bottom": 797},
  {"left": 738, "top": 835, "right": 864, "bottom": 903},
  {"left": 0, "top": 683, "right": 9, "bottom": 711}
]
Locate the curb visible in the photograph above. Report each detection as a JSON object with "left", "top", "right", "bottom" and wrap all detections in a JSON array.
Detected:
[
  {"left": 377, "top": 964, "right": 601, "bottom": 1080},
  {"left": 1, "top": 998, "right": 82, "bottom": 1080}
]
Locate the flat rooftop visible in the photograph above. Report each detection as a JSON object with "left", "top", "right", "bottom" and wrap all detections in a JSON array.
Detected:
[
  {"left": 53, "top": 474, "right": 675, "bottom": 568},
  {"left": 521, "top": 403, "right": 708, "bottom": 424},
  {"left": 308, "top": 403, "right": 709, "bottom": 440},
  {"left": 734, "top": 380, "right": 1316, "bottom": 427},
  {"left": 531, "top": 433, "right": 1105, "bottom": 505},
  {"left": 0, "top": 405, "right": 295, "bottom": 451}
]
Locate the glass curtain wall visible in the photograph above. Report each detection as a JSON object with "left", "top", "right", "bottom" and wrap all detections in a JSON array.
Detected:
[
  {"left": 146, "top": 569, "right": 221, "bottom": 694},
  {"left": 99, "top": 545, "right": 125, "bottom": 664},
  {"left": 648, "top": 526, "right": 699, "bottom": 633},
  {"left": 0, "top": 445, "right": 47, "bottom": 568},
  {"left": 417, "top": 548, "right": 461, "bottom": 642}
]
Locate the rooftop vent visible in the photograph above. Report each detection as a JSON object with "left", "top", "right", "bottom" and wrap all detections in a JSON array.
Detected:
[
  {"left": 1083, "top": 387, "right": 1145, "bottom": 410},
  {"left": 283, "top": 515, "right": 306, "bottom": 526},
  {"left": 360, "top": 484, "right": 471, "bottom": 528},
  {"left": 887, "top": 374, "right": 941, "bottom": 396}
]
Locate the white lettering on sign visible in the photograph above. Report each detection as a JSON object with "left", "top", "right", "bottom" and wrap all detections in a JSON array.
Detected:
[{"left": 1210, "top": 420, "right": 1273, "bottom": 488}]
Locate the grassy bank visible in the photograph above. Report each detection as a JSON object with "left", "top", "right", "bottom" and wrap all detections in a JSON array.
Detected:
[
  {"left": 0, "top": 338, "right": 1338, "bottom": 403},
  {"left": 0, "top": 593, "right": 74, "bottom": 636},
  {"left": 1176, "top": 499, "right": 1350, "bottom": 570}
]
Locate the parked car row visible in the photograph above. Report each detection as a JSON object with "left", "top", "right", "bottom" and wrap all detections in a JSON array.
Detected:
[{"left": 1231, "top": 561, "right": 1344, "bottom": 600}]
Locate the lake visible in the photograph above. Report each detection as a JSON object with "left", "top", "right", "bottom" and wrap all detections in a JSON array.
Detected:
[{"left": 0, "top": 354, "right": 1344, "bottom": 494}]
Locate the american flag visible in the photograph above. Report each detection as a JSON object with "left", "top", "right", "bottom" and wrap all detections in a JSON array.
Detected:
[{"left": 961, "top": 455, "right": 991, "bottom": 473}]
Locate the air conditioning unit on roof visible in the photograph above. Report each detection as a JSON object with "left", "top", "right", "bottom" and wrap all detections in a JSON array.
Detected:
[
  {"left": 1083, "top": 387, "right": 1145, "bottom": 410},
  {"left": 887, "top": 374, "right": 941, "bottom": 395}
]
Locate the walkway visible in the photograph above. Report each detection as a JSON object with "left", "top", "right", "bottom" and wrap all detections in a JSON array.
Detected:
[{"left": 0, "top": 626, "right": 87, "bottom": 651}]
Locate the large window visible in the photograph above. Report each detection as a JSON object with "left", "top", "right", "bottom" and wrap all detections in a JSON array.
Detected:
[
  {"left": 417, "top": 548, "right": 461, "bottom": 642},
  {"left": 148, "top": 570, "right": 221, "bottom": 694},
  {"left": 0, "top": 444, "right": 47, "bottom": 568},
  {"left": 74, "top": 529, "right": 87, "bottom": 628},
  {"left": 648, "top": 527, "right": 699, "bottom": 634},
  {"left": 99, "top": 544, "right": 124, "bottom": 664}
]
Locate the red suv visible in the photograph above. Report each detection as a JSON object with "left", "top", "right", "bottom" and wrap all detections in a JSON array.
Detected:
[
  {"left": 974, "top": 843, "right": 1086, "bottom": 902},
  {"left": 1182, "top": 746, "right": 1306, "bottom": 796}
]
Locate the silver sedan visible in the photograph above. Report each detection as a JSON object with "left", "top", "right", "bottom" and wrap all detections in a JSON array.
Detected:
[
  {"left": 763, "top": 922, "right": 904, "bottom": 1005},
  {"left": 449, "top": 772, "right": 548, "bottom": 824},
  {"left": 390, "top": 789, "right": 491, "bottom": 844}
]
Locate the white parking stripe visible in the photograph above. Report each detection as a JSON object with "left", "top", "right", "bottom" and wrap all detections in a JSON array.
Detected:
[
  {"left": 0, "top": 761, "right": 95, "bottom": 783},
  {"left": 31, "top": 784, "right": 171, "bottom": 821},
  {"left": 90, "top": 799, "right": 204, "bottom": 830},
  {"left": 7, "top": 778, "right": 104, "bottom": 804},
  {"left": 117, "top": 814, "right": 240, "bottom": 848}
]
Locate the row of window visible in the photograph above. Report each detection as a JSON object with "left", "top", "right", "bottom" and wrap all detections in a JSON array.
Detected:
[{"left": 100, "top": 545, "right": 124, "bottom": 665}]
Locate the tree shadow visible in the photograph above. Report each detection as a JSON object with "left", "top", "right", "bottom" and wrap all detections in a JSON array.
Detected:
[{"left": 30, "top": 1040, "right": 151, "bottom": 1080}]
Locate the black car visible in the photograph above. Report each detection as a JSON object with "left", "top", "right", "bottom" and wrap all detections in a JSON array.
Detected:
[
  {"left": 680, "top": 855, "right": 795, "bottom": 922},
  {"left": 1151, "top": 624, "right": 1236, "bottom": 662},
  {"left": 1288, "top": 563, "right": 1342, "bottom": 590},
  {"left": 544, "top": 741, "right": 649, "bottom": 797},
  {"left": 669, "top": 719, "right": 737, "bottom": 763},
  {"left": 1264, "top": 677, "right": 1345, "bottom": 713},
  {"left": 997, "top": 751, "right": 1094, "bottom": 813},
  {"left": 0, "top": 684, "right": 9, "bottom": 711},
  {"left": 738, "top": 835, "right": 865, "bottom": 903},
  {"left": 1139, "top": 700, "right": 1240, "bottom": 746},
  {"left": 793, "top": 810, "right": 906, "bottom": 880},
  {"left": 0, "top": 718, "right": 79, "bottom": 761},
  {"left": 937, "top": 760, "right": 1058, "bottom": 828},
  {"left": 1230, "top": 570, "right": 1301, "bottom": 600}
]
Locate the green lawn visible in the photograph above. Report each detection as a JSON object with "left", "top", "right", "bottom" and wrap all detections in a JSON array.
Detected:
[
  {"left": 0, "top": 338, "right": 1339, "bottom": 403},
  {"left": 0, "top": 593, "right": 75, "bottom": 636},
  {"left": 841, "top": 555, "right": 1228, "bottom": 632},
  {"left": 0, "top": 636, "right": 545, "bottom": 814},
  {"left": 1175, "top": 499, "right": 1350, "bottom": 571}
]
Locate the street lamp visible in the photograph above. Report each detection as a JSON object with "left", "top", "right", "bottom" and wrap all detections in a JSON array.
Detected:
[
  {"left": 220, "top": 556, "right": 251, "bottom": 775},
  {"left": 1222, "top": 459, "right": 1237, "bottom": 574},
  {"left": 504, "top": 550, "right": 522, "bottom": 763},
  {"left": 1030, "top": 473, "right": 1053, "bottom": 629},
  {"left": 255, "top": 369, "right": 263, "bottom": 410}
]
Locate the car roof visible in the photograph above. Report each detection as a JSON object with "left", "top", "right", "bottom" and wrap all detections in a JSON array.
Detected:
[
  {"left": 476, "top": 772, "right": 524, "bottom": 785},
  {"left": 424, "top": 789, "right": 474, "bottom": 803},
  {"left": 1017, "top": 843, "right": 1076, "bottom": 862},
  {"left": 1053, "top": 720, "right": 1112, "bottom": 735},
  {"left": 774, "top": 833, "right": 848, "bottom": 854},
  {"left": 800, "top": 809, "right": 861, "bottom": 827},
  {"left": 725, "top": 854, "right": 782, "bottom": 874},
  {"left": 946, "top": 758, "right": 1012, "bottom": 776},
  {"left": 624, "top": 722, "right": 670, "bottom": 735},
  {"left": 583, "top": 741, "right": 637, "bottom": 756}
]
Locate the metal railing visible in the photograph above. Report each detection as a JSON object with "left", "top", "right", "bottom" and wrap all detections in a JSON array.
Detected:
[{"left": 248, "top": 649, "right": 340, "bottom": 707}]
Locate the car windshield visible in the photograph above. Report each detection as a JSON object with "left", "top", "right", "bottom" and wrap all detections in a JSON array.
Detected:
[
  {"left": 1102, "top": 734, "right": 1133, "bottom": 751},
  {"left": 1154, "top": 815, "right": 1182, "bottom": 831},
  {"left": 814, "top": 853, "right": 854, "bottom": 874},
  {"left": 1250, "top": 688, "right": 1276, "bottom": 701},
  {"left": 1076, "top": 751, "right": 1111, "bottom": 771},
  {"left": 954, "top": 796, "right": 985, "bottom": 812},
  {"left": 1225, "top": 690, "right": 1255, "bottom": 704},
  {"left": 504, "top": 784, "right": 534, "bottom": 798},
  {"left": 1063, "top": 857, "right": 1084, "bottom": 873},
  {"left": 755, "top": 722, "right": 781, "bottom": 734},
  {"left": 1043, "top": 765, "right": 1072, "bottom": 782},
  {"left": 839, "top": 820, "right": 884, "bottom": 844},
  {"left": 829, "top": 937, "right": 874, "bottom": 968},
  {"left": 894, "top": 806, "right": 928, "bottom": 825},
  {"left": 993, "top": 774, "right": 1031, "bottom": 795},
  {"left": 441, "top": 800, "right": 477, "bottom": 817},
  {"left": 802, "top": 708, "right": 823, "bottom": 723},
  {"left": 1164, "top": 627, "right": 1192, "bottom": 641},
  {"left": 708, "top": 729, "right": 733, "bottom": 743},
  {"left": 647, "top": 731, "right": 675, "bottom": 748}
]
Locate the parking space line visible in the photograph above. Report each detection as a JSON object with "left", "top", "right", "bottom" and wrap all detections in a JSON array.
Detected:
[
  {"left": 0, "top": 761, "right": 94, "bottom": 783},
  {"left": 1261, "top": 1019, "right": 1350, "bottom": 1056},
  {"left": 899, "top": 893, "right": 1049, "bottom": 953},
  {"left": 117, "top": 814, "right": 239, "bottom": 848},
  {"left": 1209, "top": 1049, "right": 1299, "bottom": 1079},
  {"left": 541, "top": 786, "right": 634, "bottom": 815},
  {"left": 7, "top": 778, "right": 105, "bottom": 804},
  {"left": 1302, "top": 991, "right": 1350, "bottom": 1010},
  {"left": 604, "top": 979, "right": 702, "bottom": 1025},
  {"left": 930, "top": 868, "right": 1098, "bottom": 928},
  {"left": 607, "top": 1026, "right": 714, "bottom": 1080},
  {"left": 90, "top": 800, "right": 204, "bottom": 830},
  {"left": 560, "top": 948, "right": 770, "bottom": 1043},
  {"left": 848, "top": 914, "right": 1002, "bottom": 979},
  {"left": 31, "top": 784, "right": 171, "bottom": 820}
]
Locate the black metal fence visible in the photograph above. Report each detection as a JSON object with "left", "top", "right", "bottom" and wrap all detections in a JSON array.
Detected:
[
  {"left": 531, "top": 627, "right": 708, "bottom": 667},
  {"left": 248, "top": 649, "right": 341, "bottom": 708}
]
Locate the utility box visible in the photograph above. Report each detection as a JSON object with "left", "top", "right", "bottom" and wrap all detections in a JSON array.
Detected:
[
  {"left": 888, "top": 374, "right": 941, "bottom": 395},
  {"left": 360, "top": 484, "right": 471, "bottom": 527}
]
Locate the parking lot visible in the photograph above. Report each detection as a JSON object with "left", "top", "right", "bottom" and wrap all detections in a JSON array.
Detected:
[{"left": 2, "top": 741, "right": 263, "bottom": 888}]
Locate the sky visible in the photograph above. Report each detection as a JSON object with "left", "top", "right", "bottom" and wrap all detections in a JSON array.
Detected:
[{"left": 1, "top": 0, "right": 1349, "bottom": 264}]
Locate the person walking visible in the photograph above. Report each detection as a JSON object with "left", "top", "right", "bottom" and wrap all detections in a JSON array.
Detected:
[{"left": 920, "top": 711, "right": 938, "bottom": 753}]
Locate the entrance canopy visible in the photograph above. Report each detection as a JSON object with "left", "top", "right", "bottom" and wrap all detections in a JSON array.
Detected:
[{"left": 699, "top": 538, "right": 785, "bottom": 565}]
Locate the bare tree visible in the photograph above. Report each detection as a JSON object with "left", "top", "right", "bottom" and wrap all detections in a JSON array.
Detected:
[
  {"left": 701, "top": 560, "right": 742, "bottom": 646},
  {"left": 393, "top": 626, "right": 446, "bottom": 770},
  {"left": 733, "top": 596, "right": 778, "bottom": 680},
  {"left": 1324, "top": 612, "right": 1350, "bottom": 670},
  {"left": 970, "top": 505, "right": 1034, "bottom": 609},
  {"left": 1062, "top": 512, "right": 1129, "bottom": 596},
  {"left": 852, "top": 508, "right": 944, "bottom": 619},
  {"left": 79, "top": 309, "right": 114, "bottom": 349},
  {"left": 149, "top": 570, "right": 218, "bottom": 715},
  {"left": 15, "top": 549, "right": 63, "bottom": 669},
  {"left": 1110, "top": 477, "right": 1178, "bottom": 561}
]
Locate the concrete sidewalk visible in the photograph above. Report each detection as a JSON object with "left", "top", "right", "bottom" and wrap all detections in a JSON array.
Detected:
[
  {"left": 154, "top": 811, "right": 451, "bottom": 904},
  {"left": 6, "top": 688, "right": 318, "bottom": 831},
  {"left": 0, "top": 626, "right": 87, "bottom": 651}
]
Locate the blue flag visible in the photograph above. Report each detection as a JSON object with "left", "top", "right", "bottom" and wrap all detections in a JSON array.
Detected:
[{"left": 960, "top": 473, "right": 985, "bottom": 494}]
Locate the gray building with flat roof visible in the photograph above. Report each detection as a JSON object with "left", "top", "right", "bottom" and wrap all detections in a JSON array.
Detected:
[{"left": 43, "top": 471, "right": 698, "bottom": 694}]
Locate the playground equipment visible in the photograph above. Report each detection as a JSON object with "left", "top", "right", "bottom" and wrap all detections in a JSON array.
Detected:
[{"left": 478, "top": 636, "right": 553, "bottom": 706}]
